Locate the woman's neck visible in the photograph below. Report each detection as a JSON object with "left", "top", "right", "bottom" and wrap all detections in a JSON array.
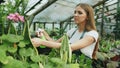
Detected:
[{"left": 77, "top": 22, "right": 86, "bottom": 32}]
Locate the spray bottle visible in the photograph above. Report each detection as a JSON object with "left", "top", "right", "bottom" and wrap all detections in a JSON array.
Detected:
[{"left": 36, "top": 28, "right": 46, "bottom": 48}]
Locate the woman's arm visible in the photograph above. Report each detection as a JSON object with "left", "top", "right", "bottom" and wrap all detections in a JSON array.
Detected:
[
  {"left": 70, "top": 35, "right": 95, "bottom": 51},
  {"left": 42, "top": 29, "right": 63, "bottom": 42},
  {"left": 42, "top": 30, "right": 54, "bottom": 41},
  {"left": 31, "top": 35, "right": 95, "bottom": 51},
  {"left": 31, "top": 38, "right": 61, "bottom": 48},
  {"left": 56, "top": 36, "right": 63, "bottom": 42}
]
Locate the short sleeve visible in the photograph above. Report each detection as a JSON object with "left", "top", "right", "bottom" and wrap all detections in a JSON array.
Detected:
[
  {"left": 86, "top": 30, "right": 99, "bottom": 42},
  {"left": 80, "top": 30, "right": 99, "bottom": 58}
]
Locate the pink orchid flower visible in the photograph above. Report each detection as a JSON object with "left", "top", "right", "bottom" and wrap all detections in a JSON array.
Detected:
[{"left": 7, "top": 13, "right": 25, "bottom": 23}]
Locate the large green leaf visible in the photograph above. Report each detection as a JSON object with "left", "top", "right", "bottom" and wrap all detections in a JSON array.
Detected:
[
  {"left": 0, "top": 44, "right": 8, "bottom": 51},
  {"left": 60, "top": 34, "right": 71, "bottom": 63},
  {"left": 30, "top": 63, "right": 39, "bottom": 68},
  {"left": 96, "top": 52, "right": 107, "bottom": 61},
  {"left": 30, "top": 55, "right": 42, "bottom": 62},
  {"left": 65, "top": 63, "right": 79, "bottom": 68},
  {"left": 1, "top": 34, "right": 8, "bottom": 40},
  {"left": 3, "top": 57, "right": 26, "bottom": 68},
  {"left": 1, "top": 34, "right": 24, "bottom": 43},
  {"left": 0, "top": 49, "right": 7, "bottom": 64},
  {"left": 18, "top": 41, "right": 26, "bottom": 47},
  {"left": 7, "top": 34, "right": 23, "bottom": 43},
  {"left": 26, "top": 48, "right": 34, "bottom": 56},
  {"left": 7, "top": 45, "right": 17, "bottom": 53},
  {"left": 49, "top": 57, "right": 65, "bottom": 65},
  {"left": 19, "top": 48, "right": 34, "bottom": 57},
  {"left": 19, "top": 48, "right": 27, "bottom": 57}
]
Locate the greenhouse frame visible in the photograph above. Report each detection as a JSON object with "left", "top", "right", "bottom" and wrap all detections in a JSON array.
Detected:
[{"left": 0, "top": 0, "right": 120, "bottom": 68}]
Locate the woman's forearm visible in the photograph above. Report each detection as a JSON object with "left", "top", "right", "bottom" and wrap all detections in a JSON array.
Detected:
[
  {"left": 42, "top": 29, "right": 64, "bottom": 43},
  {"left": 56, "top": 36, "right": 63, "bottom": 43},
  {"left": 42, "top": 30, "right": 55, "bottom": 41},
  {"left": 41, "top": 40, "right": 61, "bottom": 48}
]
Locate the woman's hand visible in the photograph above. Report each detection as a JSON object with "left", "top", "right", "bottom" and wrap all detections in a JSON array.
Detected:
[
  {"left": 31, "top": 38, "right": 42, "bottom": 47},
  {"left": 35, "top": 29, "right": 44, "bottom": 37},
  {"left": 35, "top": 29, "right": 49, "bottom": 39}
]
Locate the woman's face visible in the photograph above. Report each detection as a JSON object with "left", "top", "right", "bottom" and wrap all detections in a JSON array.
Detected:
[{"left": 74, "top": 6, "right": 87, "bottom": 24}]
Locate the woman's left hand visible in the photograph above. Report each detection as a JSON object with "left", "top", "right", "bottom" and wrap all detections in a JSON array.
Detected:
[{"left": 31, "top": 38, "right": 42, "bottom": 47}]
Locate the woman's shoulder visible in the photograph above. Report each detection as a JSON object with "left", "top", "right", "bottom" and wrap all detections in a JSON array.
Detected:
[
  {"left": 87, "top": 30, "right": 98, "bottom": 34},
  {"left": 86, "top": 30, "right": 99, "bottom": 38}
]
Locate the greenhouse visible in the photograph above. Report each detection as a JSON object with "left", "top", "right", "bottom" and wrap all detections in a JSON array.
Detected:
[{"left": 0, "top": 0, "right": 120, "bottom": 68}]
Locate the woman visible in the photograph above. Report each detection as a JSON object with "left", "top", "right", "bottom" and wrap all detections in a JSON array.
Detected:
[{"left": 31, "top": 3, "right": 99, "bottom": 59}]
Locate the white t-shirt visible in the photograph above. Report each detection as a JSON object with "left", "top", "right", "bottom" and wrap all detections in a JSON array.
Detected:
[{"left": 67, "top": 28, "right": 99, "bottom": 58}]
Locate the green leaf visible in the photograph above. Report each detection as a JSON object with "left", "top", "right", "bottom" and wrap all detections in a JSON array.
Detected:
[
  {"left": 7, "top": 46, "right": 17, "bottom": 53},
  {"left": 0, "top": 44, "right": 8, "bottom": 51},
  {"left": 60, "top": 34, "right": 71, "bottom": 63},
  {"left": 30, "top": 63, "right": 39, "bottom": 68},
  {"left": 23, "top": 39, "right": 30, "bottom": 45},
  {"left": 0, "top": 56, "right": 14, "bottom": 65},
  {"left": 19, "top": 48, "right": 27, "bottom": 57},
  {"left": 19, "top": 48, "right": 34, "bottom": 57},
  {"left": 96, "top": 52, "right": 106, "bottom": 61},
  {"left": 3, "top": 58, "right": 25, "bottom": 68},
  {"left": 65, "top": 63, "right": 79, "bottom": 68},
  {"left": 30, "top": 55, "right": 42, "bottom": 62},
  {"left": 6, "top": 34, "right": 22, "bottom": 43},
  {"left": 17, "top": 35, "right": 24, "bottom": 40},
  {"left": 107, "top": 52, "right": 116, "bottom": 58},
  {"left": 0, "top": 49, "right": 6, "bottom": 58},
  {"left": 49, "top": 57, "right": 64, "bottom": 65},
  {"left": 0, "top": 49, "right": 8, "bottom": 64},
  {"left": 1, "top": 34, "right": 8, "bottom": 40},
  {"left": 18, "top": 41, "right": 26, "bottom": 47},
  {"left": 26, "top": 48, "right": 34, "bottom": 56}
]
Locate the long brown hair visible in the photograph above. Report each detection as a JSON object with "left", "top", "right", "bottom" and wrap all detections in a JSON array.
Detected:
[{"left": 76, "top": 3, "right": 96, "bottom": 31}]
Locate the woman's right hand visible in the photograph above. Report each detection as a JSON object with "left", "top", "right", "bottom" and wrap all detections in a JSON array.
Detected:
[
  {"left": 35, "top": 28, "right": 44, "bottom": 37},
  {"left": 31, "top": 38, "right": 43, "bottom": 47}
]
